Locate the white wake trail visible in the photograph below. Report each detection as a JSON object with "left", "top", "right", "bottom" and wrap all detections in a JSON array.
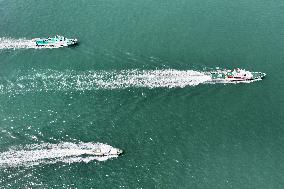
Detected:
[
  {"left": 0, "top": 38, "right": 61, "bottom": 49},
  {"left": 0, "top": 142, "right": 121, "bottom": 168},
  {"left": 0, "top": 38, "right": 36, "bottom": 49},
  {"left": 0, "top": 69, "right": 211, "bottom": 94}
]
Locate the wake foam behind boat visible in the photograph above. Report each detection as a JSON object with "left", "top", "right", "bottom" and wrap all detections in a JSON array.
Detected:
[{"left": 0, "top": 142, "right": 122, "bottom": 167}]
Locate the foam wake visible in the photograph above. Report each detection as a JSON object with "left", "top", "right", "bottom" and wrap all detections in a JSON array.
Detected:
[
  {"left": 0, "top": 142, "right": 121, "bottom": 168},
  {"left": 0, "top": 69, "right": 211, "bottom": 94},
  {"left": 0, "top": 38, "right": 61, "bottom": 49}
]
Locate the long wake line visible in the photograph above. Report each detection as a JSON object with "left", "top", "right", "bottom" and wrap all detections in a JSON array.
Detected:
[
  {"left": 0, "top": 38, "right": 60, "bottom": 49},
  {"left": 0, "top": 69, "right": 211, "bottom": 94},
  {"left": 0, "top": 142, "right": 120, "bottom": 168}
]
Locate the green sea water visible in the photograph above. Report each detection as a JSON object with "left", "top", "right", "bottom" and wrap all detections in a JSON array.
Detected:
[{"left": 0, "top": 0, "right": 284, "bottom": 188}]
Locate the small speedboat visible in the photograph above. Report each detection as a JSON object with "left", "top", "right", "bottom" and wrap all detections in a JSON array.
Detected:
[
  {"left": 91, "top": 148, "right": 123, "bottom": 157},
  {"left": 33, "top": 35, "right": 78, "bottom": 48},
  {"left": 210, "top": 68, "right": 266, "bottom": 83},
  {"left": 83, "top": 145, "right": 123, "bottom": 157}
]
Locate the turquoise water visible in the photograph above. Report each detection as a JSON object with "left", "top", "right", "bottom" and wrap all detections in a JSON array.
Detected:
[{"left": 0, "top": 0, "right": 284, "bottom": 188}]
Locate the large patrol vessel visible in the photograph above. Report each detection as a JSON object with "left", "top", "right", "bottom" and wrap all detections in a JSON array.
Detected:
[{"left": 34, "top": 35, "right": 77, "bottom": 48}]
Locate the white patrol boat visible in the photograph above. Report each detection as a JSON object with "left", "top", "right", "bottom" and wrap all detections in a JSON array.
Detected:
[{"left": 210, "top": 68, "right": 266, "bottom": 83}]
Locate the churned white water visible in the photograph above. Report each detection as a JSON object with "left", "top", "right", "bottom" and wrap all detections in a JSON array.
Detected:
[
  {"left": 0, "top": 142, "right": 120, "bottom": 168},
  {"left": 0, "top": 69, "right": 211, "bottom": 94},
  {"left": 0, "top": 38, "right": 62, "bottom": 49}
]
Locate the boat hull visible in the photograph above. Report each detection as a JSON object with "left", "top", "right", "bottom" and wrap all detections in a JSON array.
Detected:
[
  {"left": 209, "top": 70, "right": 266, "bottom": 83},
  {"left": 33, "top": 36, "right": 78, "bottom": 48}
]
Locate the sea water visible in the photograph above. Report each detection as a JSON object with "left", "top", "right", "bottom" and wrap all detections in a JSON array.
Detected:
[{"left": 0, "top": 0, "right": 283, "bottom": 188}]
